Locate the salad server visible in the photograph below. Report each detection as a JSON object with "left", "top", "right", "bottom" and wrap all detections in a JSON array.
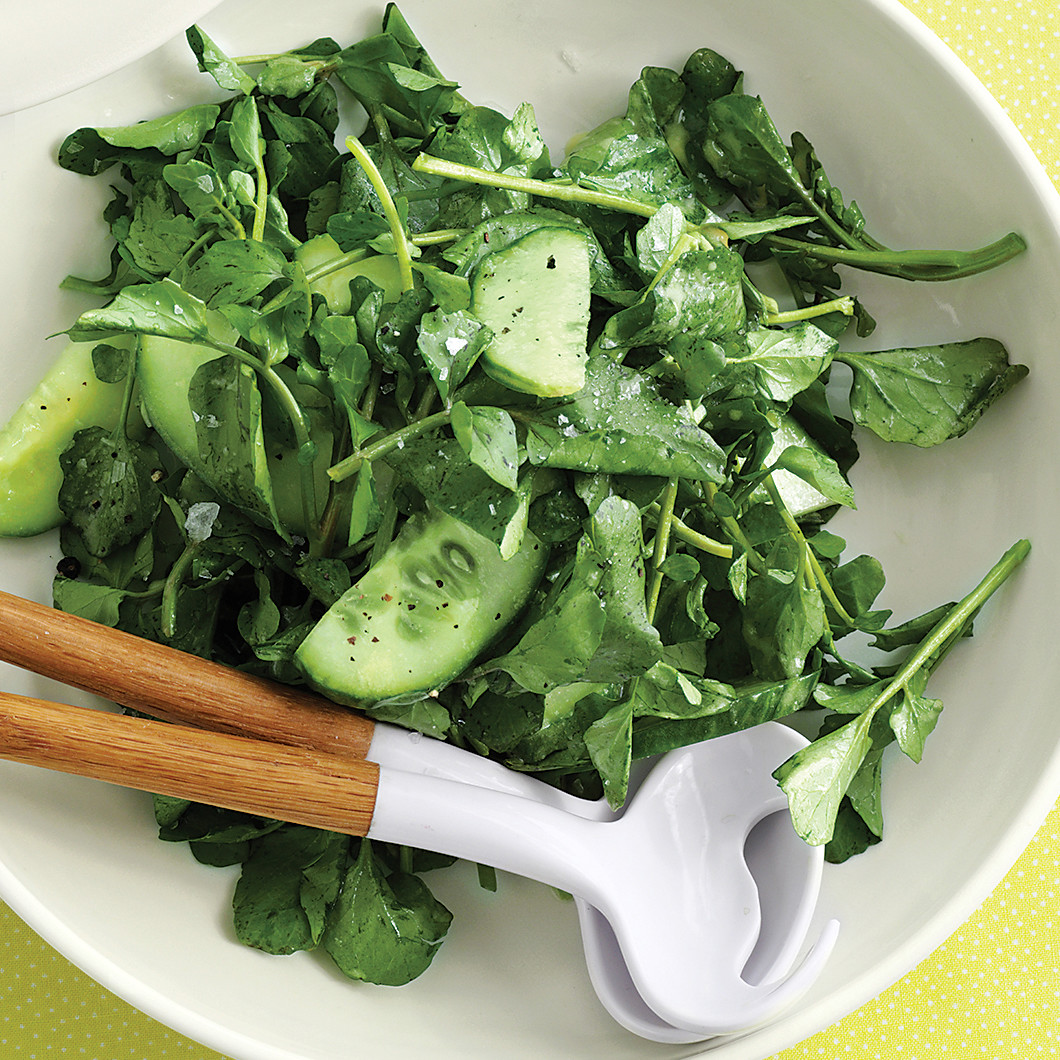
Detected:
[{"left": 0, "top": 589, "right": 836, "bottom": 1036}]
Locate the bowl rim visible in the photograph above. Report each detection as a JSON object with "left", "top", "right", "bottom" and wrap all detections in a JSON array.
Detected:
[{"left": 0, "top": 1, "right": 1058, "bottom": 1058}]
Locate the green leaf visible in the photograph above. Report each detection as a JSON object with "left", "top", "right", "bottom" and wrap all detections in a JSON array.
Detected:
[
  {"left": 771, "top": 444, "right": 855, "bottom": 509},
  {"left": 416, "top": 309, "right": 491, "bottom": 405},
  {"left": 450, "top": 403, "right": 519, "bottom": 490},
  {"left": 58, "top": 428, "right": 161, "bottom": 558},
  {"left": 232, "top": 826, "right": 348, "bottom": 954},
  {"left": 94, "top": 103, "right": 221, "bottom": 155},
  {"left": 229, "top": 96, "right": 266, "bottom": 173},
  {"left": 632, "top": 671, "right": 818, "bottom": 757},
  {"left": 889, "top": 685, "right": 943, "bottom": 763},
  {"left": 186, "top": 25, "right": 257, "bottom": 94},
  {"left": 723, "top": 323, "right": 837, "bottom": 403},
  {"left": 741, "top": 537, "right": 827, "bottom": 679},
  {"left": 70, "top": 279, "right": 212, "bottom": 343},
  {"left": 323, "top": 840, "right": 452, "bottom": 985},
  {"left": 183, "top": 239, "right": 290, "bottom": 308},
  {"left": 90, "top": 343, "right": 130, "bottom": 384},
  {"left": 773, "top": 708, "right": 875, "bottom": 845},
  {"left": 584, "top": 697, "right": 633, "bottom": 809},
  {"left": 839, "top": 338, "right": 1028, "bottom": 447},
  {"left": 52, "top": 577, "right": 129, "bottom": 626},
  {"left": 526, "top": 356, "right": 725, "bottom": 483},
  {"left": 188, "top": 356, "right": 285, "bottom": 537},
  {"left": 163, "top": 160, "right": 241, "bottom": 234}
]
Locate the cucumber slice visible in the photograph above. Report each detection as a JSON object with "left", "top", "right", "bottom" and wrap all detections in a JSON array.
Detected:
[
  {"left": 0, "top": 338, "right": 133, "bottom": 537},
  {"left": 294, "top": 233, "right": 403, "bottom": 311},
  {"left": 470, "top": 226, "right": 590, "bottom": 397},
  {"left": 138, "top": 318, "right": 333, "bottom": 537},
  {"left": 295, "top": 509, "right": 547, "bottom": 704}
]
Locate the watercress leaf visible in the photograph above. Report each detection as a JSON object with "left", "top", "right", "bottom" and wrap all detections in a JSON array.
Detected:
[
  {"left": 52, "top": 577, "right": 128, "bottom": 626},
  {"left": 888, "top": 685, "right": 943, "bottom": 763},
  {"left": 57, "top": 127, "right": 166, "bottom": 177},
  {"left": 720, "top": 323, "right": 837, "bottom": 403},
  {"left": 813, "top": 679, "right": 887, "bottom": 715},
  {"left": 120, "top": 177, "right": 198, "bottom": 277},
  {"left": 257, "top": 56, "right": 319, "bottom": 98},
  {"left": 845, "top": 744, "right": 886, "bottom": 837},
  {"left": 237, "top": 568, "right": 282, "bottom": 647},
  {"left": 829, "top": 554, "right": 890, "bottom": 630},
  {"left": 183, "top": 239, "right": 290, "bottom": 308},
  {"left": 58, "top": 428, "right": 162, "bottom": 558},
  {"left": 188, "top": 356, "right": 286, "bottom": 538},
  {"left": 770, "top": 444, "right": 855, "bottom": 509},
  {"left": 773, "top": 707, "right": 875, "bottom": 845},
  {"left": 388, "top": 434, "right": 526, "bottom": 547},
  {"left": 90, "top": 343, "right": 130, "bottom": 384},
  {"left": 824, "top": 798, "right": 883, "bottom": 864},
  {"left": 869, "top": 602, "right": 960, "bottom": 652},
  {"left": 659, "top": 553, "right": 701, "bottom": 582},
  {"left": 92, "top": 103, "right": 222, "bottom": 156},
  {"left": 69, "top": 279, "right": 211, "bottom": 343},
  {"left": 839, "top": 338, "right": 1028, "bottom": 447},
  {"left": 584, "top": 697, "right": 633, "bottom": 809},
  {"left": 323, "top": 840, "right": 452, "bottom": 985},
  {"left": 232, "top": 825, "right": 348, "bottom": 954},
  {"left": 582, "top": 495, "right": 664, "bottom": 682},
  {"left": 410, "top": 262, "right": 471, "bottom": 314},
  {"left": 526, "top": 356, "right": 726, "bottom": 483},
  {"left": 186, "top": 25, "right": 257, "bottom": 94},
  {"left": 741, "top": 537, "right": 828, "bottom": 679},
  {"left": 262, "top": 103, "right": 340, "bottom": 199},
  {"left": 162, "top": 161, "right": 239, "bottom": 236},
  {"left": 450, "top": 403, "right": 519, "bottom": 490},
  {"left": 632, "top": 670, "right": 818, "bottom": 757},
  {"left": 334, "top": 32, "right": 457, "bottom": 138},
  {"left": 483, "top": 535, "right": 608, "bottom": 694},
  {"left": 326, "top": 210, "right": 391, "bottom": 252},
  {"left": 229, "top": 96, "right": 265, "bottom": 173},
  {"left": 701, "top": 93, "right": 806, "bottom": 203},
  {"left": 598, "top": 244, "right": 746, "bottom": 351}
]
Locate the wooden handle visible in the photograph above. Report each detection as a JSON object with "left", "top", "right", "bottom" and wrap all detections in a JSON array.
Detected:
[
  {"left": 0, "top": 692, "right": 379, "bottom": 836},
  {"left": 0, "top": 589, "right": 375, "bottom": 759}
]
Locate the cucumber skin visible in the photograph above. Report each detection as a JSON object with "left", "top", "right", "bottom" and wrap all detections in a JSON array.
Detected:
[
  {"left": 295, "top": 510, "right": 547, "bottom": 705},
  {"left": 0, "top": 339, "right": 131, "bottom": 538}
]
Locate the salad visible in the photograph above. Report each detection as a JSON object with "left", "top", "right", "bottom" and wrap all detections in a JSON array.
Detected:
[{"left": 0, "top": 5, "right": 1030, "bottom": 987}]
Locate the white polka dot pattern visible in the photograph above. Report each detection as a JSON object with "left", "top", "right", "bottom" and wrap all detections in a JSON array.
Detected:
[{"left": 0, "top": 3, "right": 1057, "bottom": 1059}]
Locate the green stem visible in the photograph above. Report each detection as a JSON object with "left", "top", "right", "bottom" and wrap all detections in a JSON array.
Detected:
[
  {"left": 646, "top": 479, "right": 680, "bottom": 623},
  {"left": 863, "top": 539, "right": 1030, "bottom": 718},
  {"left": 251, "top": 156, "right": 269, "bottom": 243},
  {"left": 763, "top": 475, "right": 856, "bottom": 627},
  {"left": 412, "top": 153, "right": 657, "bottom": 218},
  {"left": 347, "top": 135, "right": 415, "bottom": 292},
  {"left": 704, "top": 483, "right": 765, "bottom": 573},
  {"left": 411, "top": 228, "right": 469, "bottom": 247},
  {"left": 765, "top": 231, "right": 1027, "bottom": 281},
  {"left": 302, "top": 247, "right": 370, "bottom": 285},
  {"left": 764, "top": 295, "right": 855, "bottom": 326},
  {"left": 646, "top": 503, "right": 733, "bottom": 559},
  {"left": 327, "top": 408, "right": 453, "bottom": 482},
  {"left": 161, "top": 542, "right": 201, "bottom": 639},
  {"left": 261, "top": 366, "right": 319, "bottom": 541}
]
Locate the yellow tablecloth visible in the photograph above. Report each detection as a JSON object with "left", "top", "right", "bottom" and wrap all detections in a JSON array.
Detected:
[{"left": 1, "top": 2, "right": 1057, "bottom": 1057}]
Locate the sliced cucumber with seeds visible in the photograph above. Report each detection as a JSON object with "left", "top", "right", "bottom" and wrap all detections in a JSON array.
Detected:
[
  {"left": 295, "top": 508, "right": 547, "bottom": 704},
  {"left": 470, "top": 226, "right": 590, "bottom": 397}
]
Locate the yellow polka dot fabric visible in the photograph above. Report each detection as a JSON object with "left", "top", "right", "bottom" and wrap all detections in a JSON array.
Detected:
[{"left": 1, "top": 3, "right": 1058, "bottom": 1059}]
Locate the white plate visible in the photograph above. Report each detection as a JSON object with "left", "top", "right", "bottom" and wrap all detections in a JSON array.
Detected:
[{"left": 0, "top": 1, "right": 1058, "bottom": 1058}]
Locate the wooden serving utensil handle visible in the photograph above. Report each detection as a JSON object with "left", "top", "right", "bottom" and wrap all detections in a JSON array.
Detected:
[
  {"left": 0, "top": 691, "right": 379, "bottom": 835},
  {"left": 0, "top": 589, "right": 375, "bottom": 759}
]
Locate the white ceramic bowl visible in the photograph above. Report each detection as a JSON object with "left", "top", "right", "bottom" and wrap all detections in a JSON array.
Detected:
[{"left": 0, "top": 2, "right": 1057, "bottom": 1058}]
